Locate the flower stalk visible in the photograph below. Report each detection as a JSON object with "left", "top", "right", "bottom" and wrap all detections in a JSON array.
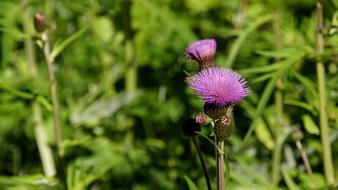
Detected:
[
  {"left": 216, "top": 139, "right": 224, "bottom": 190},
  {"left": 315, "top": 2, "right": 335, "bottom": 185}
]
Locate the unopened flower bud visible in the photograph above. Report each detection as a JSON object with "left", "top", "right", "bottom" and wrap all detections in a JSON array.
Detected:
[
  {"left": 34, "top": 12, "right": 47, "bottom": 33},
  {"left": 214, "top": 115, "right": 233, "bottom": 140},
  {"left": 182, "top": 118, "right": 201, "bottom": 137},
  {"left": 195, "top": 113, "right": 212, "bottom": 125},
  {"left": 185, "top": 39, "right": 216, "bottom": 70}
]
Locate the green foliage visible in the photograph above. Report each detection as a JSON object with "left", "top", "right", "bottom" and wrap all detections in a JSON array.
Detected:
[{"left": 0, "top": 0, "right": 337, "bottom": 189}]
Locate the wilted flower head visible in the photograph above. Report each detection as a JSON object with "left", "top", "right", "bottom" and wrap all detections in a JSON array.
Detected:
[
  {"left": 185, "top": 39, "right": 216, "bottom": 70},
  {"left": 187, "top": 67, "right": 249, "bottom": 106}
]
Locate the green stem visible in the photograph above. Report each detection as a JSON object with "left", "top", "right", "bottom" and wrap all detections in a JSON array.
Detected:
[
  {"left": 42, "top": 32, "right": 63, "bottom": 157},
  {"left": 41, "top": 32, "right": 68, "bottom": 189},
  {"left": 122, "top": 0, "right": 137, "bottom": 93},
  {"left": 271, "top": 6, "right": 284, "bottom": 185},
  {"left": 272, "top": 136, "right": 283, "bottom": 184},
  {"left": 295, "top": 140, "right": 314, "bottom": 178},
  {"left": 216, "top": 139, "right": 224, "bottom": 190},
  {"left": 316, "top": 2, "right": 335, "bottom": 185},
  {"left": 22, "top": 2, "right": 56, "bottom": 177},
  {"left": 33, "top": 104, "right": 56, "bottom": 177},
  {"left": 192, "top": 136, "right": 212, "bottom": 190}
]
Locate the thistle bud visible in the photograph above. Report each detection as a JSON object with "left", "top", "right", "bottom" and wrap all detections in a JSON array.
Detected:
[
  {"left": 203, "top": 103, "right": 228, "bottom": 119},
  {"left": 214, "top": 115, "right": 233, "bottom": 140},
  {"left": 195, "top": 113, "right": 212, "bottom": 125},
  {"left": 34, "top": 12, "right": 47, "bottom": 33},
  {"left": 182, "top": 118, "right": 201, "bottom": 137}
]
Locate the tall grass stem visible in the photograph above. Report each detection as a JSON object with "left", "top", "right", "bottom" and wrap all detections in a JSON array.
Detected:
[{"left": 315, "top": 2, "right": 335, "bottom": 185}]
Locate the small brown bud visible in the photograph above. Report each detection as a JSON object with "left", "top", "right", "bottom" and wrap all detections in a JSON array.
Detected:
[{"left": 34, "top": 12, "right": 47, "bottom": 32}]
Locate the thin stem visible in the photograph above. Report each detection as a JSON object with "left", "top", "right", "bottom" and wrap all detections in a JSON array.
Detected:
[
  {"left": 33, "top": 104, "right": 56, "bottom": 177},
  {"left": 216, "top": 139, "right": 224, "bottom": 190},
  {"left": 272, "top": 136, "right": 283, "bottom": 184},
  {"left": 272, "top": 4, "right": 284, "bottom": 185},
  {"left": 196, "top": 132, "right": 223, "bottom": 154},
  {"left": 192, "top": 135, "right": 212, "bottom": 190},
  {"left": 41, "top": 32, "right": 68, "bottom": 189},
  {"left": 272, "top": 90, "right": 284, "bottom": 185},
  {"left": 295, "top": 140, "right": 313, "bottom": 177},
  {"left": 122, "top": 0, "right": 137, "bottom": 93},
  {"left": 315, "top": 2, "right": 335, "bottom": 185},
  {"left": 22, "top": 3, "right": 56, "bottom": 177},
  {"left": 42, "top": 32, "right": 63, "bottom": 157}
]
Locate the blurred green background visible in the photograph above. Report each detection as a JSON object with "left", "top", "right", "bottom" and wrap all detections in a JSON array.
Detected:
[{"left": 0, "top": 0, "right": 337, "bottom": 189}]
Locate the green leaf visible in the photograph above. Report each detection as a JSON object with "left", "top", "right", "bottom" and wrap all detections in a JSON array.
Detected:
[
  {"left": 302, "top": 115, "right": 319, "bottom": 135},
  {"left": 184, "top": 176, "right": 198, "bottom": 190},
  {"left": 242, "top": 74, "right": 278, "bottom": 144},
  {"left": 281, "top": 169, "right": 300, "bottom": 190},
  {"left": 225, "top": 15, "right": 273, "bottom": 68},
  {"left": 255, "top": 48, "right": 298, "bottom": 59},
  {"left": 255, "top": 118, "right": 274, "bottom": 149},
  {"left": 284, "top": 100, "right": 315, "bottom": 114},
  {"left": 50, "top": 27, "right": 88, "bottom": 60},
  {"left": 91, "top": 17, "right": 114, "bottom": 42},
  {"left": 0, "top": 174, "right": 57, "bottom": 187}
]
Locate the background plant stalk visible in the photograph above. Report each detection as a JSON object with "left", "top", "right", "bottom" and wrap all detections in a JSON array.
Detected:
[
  {"left": 23, "top": 4, "right": 56, "bottom": 177},
  {"left": 271, "top": 5, "right": 284, "bottom": 184},
  {"left": 41, "top": 32, "right": 63, "bottom": 157},
  {"left": 315, "top": 2, "right": 335, "bottom": 185}
]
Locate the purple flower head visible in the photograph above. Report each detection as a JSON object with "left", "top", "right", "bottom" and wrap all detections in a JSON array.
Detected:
[
  {"left": 185, "top": 39, "right": 216, "bottom": 69},
  {"left": 187, "top": 67, "right": 250, "bottom": 106}
]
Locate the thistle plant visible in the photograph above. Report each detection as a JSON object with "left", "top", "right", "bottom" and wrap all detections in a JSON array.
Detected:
[{"left": 185, "top": 39, "right": 250, "bottom": 190}]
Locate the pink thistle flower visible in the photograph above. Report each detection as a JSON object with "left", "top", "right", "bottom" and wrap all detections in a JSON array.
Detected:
[
  {"left": 185, "top": 39, "right": 216, "bottom": 69},
  {"left": 187, "top": 67, "right": 250, "bottom": 106}
]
